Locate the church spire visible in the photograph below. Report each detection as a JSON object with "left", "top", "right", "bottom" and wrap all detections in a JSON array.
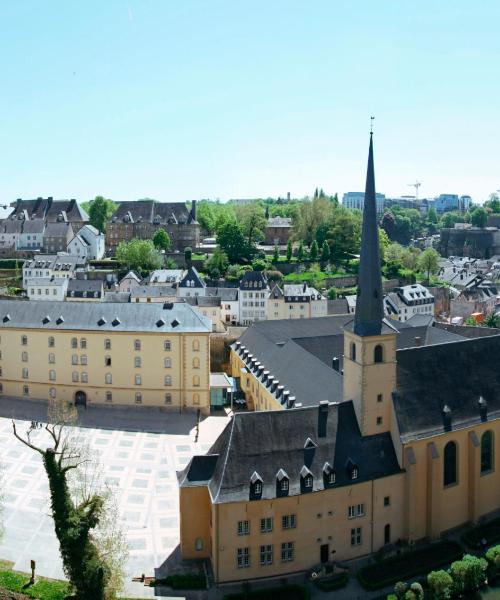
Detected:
[{"left": 353, "top": 132, "right": 384, "bottom": 336}]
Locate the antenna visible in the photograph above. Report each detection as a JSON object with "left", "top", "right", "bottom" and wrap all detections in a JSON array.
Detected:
[{"left": 408, "top": 182, "right": 422, "bottom": 200}]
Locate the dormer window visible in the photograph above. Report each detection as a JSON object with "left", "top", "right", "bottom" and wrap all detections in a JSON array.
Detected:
[
  {"left": 250, "top": 471, "right": 263, "bottom": 500},
  {"left": 281, "top": 479, "right": 289, "bottom": 491},
  {"left": 328, "top": 472, "right": 336, "bottom": 484},
  {"left": 276, "top": 468, "right": 289, "bottom": 496},
  {"left": 346, "top": 459, "right": 359, "bottom": 480},
  {"left": 323, "top": 462, "right": 336, "bottom": 486},
  {"left": 304, "top": 475, "right": 313, "bottom": 488},
  {"left": 351, "top": 468, "right": 358, "bottom": 480}
]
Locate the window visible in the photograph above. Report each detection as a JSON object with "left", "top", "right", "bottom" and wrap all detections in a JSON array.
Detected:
[
  {"left": 165, "top": 393, "right": 172, "bottom": 404},
  {"left": 164, "top": 375, "right": 172, "bottom": 386},
  {"left": 135, "top": 374, "right": 142, "bottom": 385},
  {"left": 134, "top": 339, "right": 141, "bottom": 351},
  {"left": 81, "top": 372, "right": 88, "bottom": 383},
  {"left": 135, "top": 392, "right": 142, "bottom": 404},
  {"left": 444, "top": 441, "right": 458, "bottom": 486},
  {"left": 105, "top": 373, "right": 112, "bottom": 384},
  {"left": 481, "top": 430, "right": 494, "bottom": 474},
  {"left": 193, "top": 393, "right": 200, "bottom": 405},
  {"left": 105, "top": 356, "right": 112, "bottom": 367},
  {"left": 134, "top": 356, "right": 141, "bottom": 368},
  {"left": 48, "top": 336, "right": 55, "bottom": 348},
  {"left": 193, "top": 375, "right": 200, "bottom": 387},
  {"left": 104, "top": 339, "right": 111, "bottom": 350},
  {"left": 260, "top": 545, "right": 273, "bottom": 566},
  {"left": 72, "top": 371, "right": 79, "bottom": 382},
  {"left": 105, "top": 391, "right": 112, "bottom": 403},
  {"left": 351, "top": 467, "right": 359, "bottom": 480},
  {"left": 195, "top": 538, "right": 204, "bottom": 552},
  {"left": 280, "top": 478, "right": 289, "bottom": 492},
  {"left": 351, "top": 527, "right": 362, "bottom": 546},
  {"left": 193, "top": 357, "right": 200, "bottom": 369},
  {"left": 384, "top": 496, "right": 391, "bottom": 507},
  {"left": 237, "top": 520, "right": 250, "bottom": 536},
  {"left": 328, "top": 472, "right": 336, "bottom": 484},
  {"left": 164, "top": 340, "right": 171, "bottom": 351},
  {"left": 49, "top": 370, "right": 56, "bottom": 381},
  {"left": 80, "top": 355, "right": 87, "bottom": 365},
  {"left": 0, "top": 382, "right": 2, "bottom": 393},
  {"left": 374, "top": 344, "right": 384, "bottom": 363},
  {"left": 236, "top": 547, "right": 250, "bottom": 569},
  {"left": 304, "top": 474, "right": 313, "bottom": 488},
  {"left": 281, "top": 542, "right": 294, "bottom": 562},
  {"left": 348, "top": 504, "right": 365, "bottom": 519},
  {"left": 22, "top": 368, "right": 28, "bottom": 379},
  {"left": 384, "top": 524, "right": 391, "bottom": 545},
  {"left": 254, "top": 481, "right": 262, "bottom": 494},
  {"left": 377, "top": 394, "right": 383, "bottom": 403},
  {"left": 377, "top": 416, "right": 383, "bottom": 425},
  {"left": 21, "top": 335, "right": 28, "bottom": 346},
  {"left": 80, "top": 338, "right": 87, "bottom": 349},
  {"left": 164, "top": 357, "right": 172, "bottom": 368},
  {"left": 22, "top": 351, "right": 28, "bottom": 362},
  {"left": 260, "top": 517, "right": 273, "bottom": 533},
  {"left": 350, "top": 342, "right": 356, "bottom": 361},
  {"left": 192, "top": 339, "right": 200, "bottom": 351},
  {"left": 23, "top": 385, "right": 29, "bottom": 396},
  {"left": 49, "top": 387, "right": 56, "bottom": 399},
  {"left": 71, "top": 338, "right": 77, "bottom": 349},
  {"left": 282, "top": 514, "right": 296, "bottom": 530},
  {"left": 48, "top": 353, "right": 55, "bottom": 364},
  {"left": 71, "top": 354, "right": 78, "bottom": 365}
]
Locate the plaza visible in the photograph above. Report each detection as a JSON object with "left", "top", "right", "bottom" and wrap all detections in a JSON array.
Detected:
[{"left": 0, "top": 399, "right": 229, "bottom": 598}]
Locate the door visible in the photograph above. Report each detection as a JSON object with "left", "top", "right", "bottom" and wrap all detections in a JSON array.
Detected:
[
  {"left": 320, "top": 543, "right": 329, "bottom": 563},
  {"left": 75, "top": 390, "right": 87, "bottom": 408}
]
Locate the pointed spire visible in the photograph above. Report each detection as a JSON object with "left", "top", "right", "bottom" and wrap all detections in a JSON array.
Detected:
[{"left": 353, "top": 133, "right": 384, "bottom": 336}]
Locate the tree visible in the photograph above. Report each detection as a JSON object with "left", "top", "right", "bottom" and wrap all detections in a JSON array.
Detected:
[
  {"left": 483, "top": 312, "right": 500, "bottom": 328},
  {"left": 87, "top": 196, "right": 116, "bottom": 233},
  {"left": 471, "top": 207, "right": 488, "bottom": 228},
  {"left": 327, "top": 287, "right": 337, "bottom": 299},
  {"left": 328, "top": 209, "right": 362, "bottom": 262},
  {"left": 115, "top": 239, "right": 162, "bottom": 273},
  {"left": 310, "top": 240, "right": 319, "bottom": 261},
  {"left": 251, "top": 258, "right": 270, "bottom": 271},
  {"left": 293, "top": 196, "right": 332, "bottom": 246},
  {"left": 441, "top": 211, "right": 465, "bottom": 229},
  {"left": 427, "top": 206, "right": 438, "bottom": 224},
  {"left": 235, "top": 203, "right": 267, "bottom": 246},
  {"left": 485, "top": 193, "right": 500, "bottom": 213},
  {"left": 297, "top": 241, "right": 305, "bottom": 262},
  {"left": 217, "top": 222, "right": 253, "bottom": 263},
  {"left": 152, "top": 229, "right": 171, "bottom": 252},
  {"left": 427, "top": 569, "right": 454, "bottom": 600},
  {"left": 380, "top": 211, "right": 396, "bottom": 240},
  {"left": 273, "top": 245, "right": 280, "bottom": 263},
  {"left": 204, "top": 247, "right": 229, "bottom": 278},
  {"left": 12, "top": 401, "right": 127, "bottom": 600},
  {"left": 321, "top": 240, "right": 330, "bottom": 263},
  {"left": 450, "top": 554, "right": 487, "bottom": 594},
  {"left": 184, "top": 246, "right": 192, "bottom": 266},
  {"left": 418, "top": 247, "right": 440, "bottom": 282},
  {"left": 378, "top": 228, "right": 390, "bottom": 261},
  {"left": 286, "top": 240, "right": 293, "bottom": 261},
  {"left": 394, "top": 581, "right": 407, "bottom": 599}
]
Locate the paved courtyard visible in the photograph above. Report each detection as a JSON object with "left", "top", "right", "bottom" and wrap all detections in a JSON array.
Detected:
[{"left": 0, "top": 404, "right": 230, "bottom": 598}]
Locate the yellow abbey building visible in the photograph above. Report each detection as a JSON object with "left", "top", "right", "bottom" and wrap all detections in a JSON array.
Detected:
[
  {"left": 177, "top": 134, "right": 500, "bottom": 584},
  {"left": 0, "top": 300, "right": 211, "bottom": 412}
]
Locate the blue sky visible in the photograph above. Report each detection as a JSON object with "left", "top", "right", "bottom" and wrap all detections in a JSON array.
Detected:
[{"left": 1, "top": 1, "right": 499, "bottom": 205}]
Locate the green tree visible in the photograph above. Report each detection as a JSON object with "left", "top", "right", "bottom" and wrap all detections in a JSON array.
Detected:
[
  {"left": 235, "top": 203, "right": 267, "bottom": 246},
  {"left": 327, "top": 287, "right": 337, "bottom": 299},
  {"left": 427, "top": 569, "right": 454, "bottom": 600},
  {"left": 394, "top": 581, "right": 407, "bottom": 599},
  {"left": 152, "top": 229, "right": 171, "bottom": 252},
  {"left": 297, "top": 241, "right": 305, "bottom": 261},
  {"left": 184, "top": 246, "right": 192, "bottom": 266},
  {"left": 251, "top": 258, "right": 270, "bottom": 271},
  {"left": 417, "top": 247, "right": 440, "bottom": 282},
  {"left": 441, "top": 211, "right": 465, "bottom": 228},
  {"left": 471, "top": 207, "right": 488, "bottom": 228},
  {"left": 321, "top": 240, "right": 330, "bottom": 263},
  {"left": 115, "top": 239, "right": 162, "bottom": 273},
  {"left": 286, "top": 239, "right": 293, "bottom": 261},
  {"left": 483, "top": 312, "right": 500, "bottom": 328},
  {"left": 378, "top": 228, "right": 390, "bottom": 261},
  {"left": 204, "top": 247, "right": 229, "bottom": 278},
  {"left": 216, "top": 222, "right": 253, "bottom": 263},
  {"left": 328, "top": 208, "right": 362, "bottom": 262},
  {"left": 293, "top": 196, "right": 332, "bottom": 246},
  {"left": 450, "top": 554, "right": 487, "bottom": 594},
  {"left": 273, "top": 244, "right": 280, "bottom": 262},
  {"left": 87, "top": 196, "right": 116, "bottom": 233},
  {"left": 485, "top": 193, "right": 500, "bottom": 213},
  {"left": 310, "top": 240, "right": 319, "bottom": 261},
  {"left": 427, "top": 206, "right": 438, "bottom": 224}
]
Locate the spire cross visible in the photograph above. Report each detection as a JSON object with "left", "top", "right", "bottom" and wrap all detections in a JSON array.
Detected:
[{"left": 370, "top": 116, "right": 375, "bottom": 134}]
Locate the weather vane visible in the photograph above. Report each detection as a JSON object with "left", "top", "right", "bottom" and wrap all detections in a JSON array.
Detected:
[{"left": 370, "top": 116, "right": 375, "bottom": 133}]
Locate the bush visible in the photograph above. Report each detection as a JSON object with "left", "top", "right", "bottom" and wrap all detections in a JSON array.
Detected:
[
  {"left": 156, "top": 573, "right": 206, "bottom": 590},
  {"left": 427, "top": 569, "right": 454, "bottom": 600},
  {"left": 450, "top": 554, "right": 487, "bottom": 595},
  {"left": 486, "top": 544, "right": 500, "bottom": 579},
  {"left": 224, "top": 584, "right": 309, "bottom": 600},
  {"left": 0, "top": 259, "right": 23, "bottom": 269},
  {"left": 462, "top": 517, "right": 500, "bottom": 548},
  {"left": 313, "top": 572, "right": 348, "bottom": 591},
  {"left": 357, "top": 541, "right": 462, "bottom": 590}
]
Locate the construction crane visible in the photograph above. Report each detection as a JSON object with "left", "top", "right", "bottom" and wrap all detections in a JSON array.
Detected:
[{"left": 408, "top": 182, "right": 422, "bottom": 199}]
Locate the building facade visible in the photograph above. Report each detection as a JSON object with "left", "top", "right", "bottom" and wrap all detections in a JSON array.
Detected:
[
  {"left": 384, "top": 284, "right": 435, "bottom": 322},
  {"left": 267, "top": 283, "right": 327, "bottom": 320},
  {"left": 264, "top": 217, "right": 293, "bottom": 245},
  {"left": 0, "top": 300, "right": 211, "bottom": 413}
]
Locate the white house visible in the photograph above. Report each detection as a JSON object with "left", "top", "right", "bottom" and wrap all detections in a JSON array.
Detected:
[
  {"left": 17, "top": 219, "right": 45, "bottom": 250},
  {"left": 67, "top": 225, "right": 105, "bottom": 260},
  {"left": 218, "top": 288, "right": 239, "bottom": 326},
  {"left": 238, "top": 271, "right": 269, "bottom": 325},
  {"left": 118, "top": 271, "right": 141, "bottom": 293},
  {"left": 384, "top": 284, "right": 435, "bottom": 322},
  {"left": 177, "top": 267, "right": 206, "bottom": 298},
  {"left": 22, "top": 254, "right": 84, "bottom": 289},
  {"left": 26, "top": 277, "right": 69, "bottom": 301}
]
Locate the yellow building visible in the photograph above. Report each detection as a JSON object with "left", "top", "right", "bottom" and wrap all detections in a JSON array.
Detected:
[
  {"left": 177, "top": 133, "right": 500, "bottom": 583},
  {"left": 267, "top": 283, "right": 327, "bottom": 320},
  {"left": 0, "top": 299, "right": 211, "bottom": 413}
]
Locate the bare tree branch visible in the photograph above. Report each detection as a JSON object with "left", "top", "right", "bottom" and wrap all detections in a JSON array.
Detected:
[{"left": 12, "top": 421, "right": 44, "bottom": 455}]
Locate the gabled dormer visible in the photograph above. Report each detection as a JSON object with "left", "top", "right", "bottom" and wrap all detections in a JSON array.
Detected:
[
  {"left": 249, "top": 471, "right": 263, "bottom": 500},
  {"left": 276, "top": 468, "right": 289, "bottom": 497},
  {"left": 346, "top": 458, "right": 359, "bottom": 481},
  {"left": 300, "top": 465, "right": 313, "bottom": 493},
  {"left": 323, "top": 462, "right": 336, "bottom": 487}
]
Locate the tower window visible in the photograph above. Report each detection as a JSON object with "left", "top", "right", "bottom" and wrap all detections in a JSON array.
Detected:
[
  {"left": 481, "top": 430, "right": 494, "bottom": 474},
  {"left": 443, "top": 440, "right": 458, "bottom": 486},
  {"left": 350, "top": 342, "right": 356, "bottom": 361},
  {"left": 374, "top": 344, "right": 384, "bottom": 363}
]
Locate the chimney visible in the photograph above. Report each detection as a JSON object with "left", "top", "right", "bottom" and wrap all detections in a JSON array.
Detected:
[
  {"left": 318, "top": 400, "right": 329, "bottom": 437},
  {"left": 271, "top": 380, "right": 279, "bottom": 393},
  {"left": 442, "top": 405, "right": 452, "bottom": 432},
  {"left": 191, "top": 200, "right": 197, "bottom": 221},
  {"left": 266, "top": 376, "right": 274, "bottom": 389},
  {"left": 332, "top": 356, "right": 340, "bottom": 371},
  {"left": 276, "top": 385, "right": 284, "bottom": 398},
  {"left": 414, "top": 336, "right": 422, "bottom": 347},
  {"left": 479, "top": 396, "right": 488, "bottom": 422},
  {"left": 303, "top": 283, "right": 307, "bottom": 293},
  {"left": 287, "top": 396, "right": 296, "bottom": 409}
]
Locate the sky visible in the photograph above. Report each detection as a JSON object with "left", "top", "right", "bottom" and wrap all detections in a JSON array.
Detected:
[{"left": 1, "top": 1, "right": 499, "bottom": 206}]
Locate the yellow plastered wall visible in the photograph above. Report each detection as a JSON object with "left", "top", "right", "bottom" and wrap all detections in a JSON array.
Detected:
[{"left": 179, "top": 486, "right": 212, "bottom": 558}]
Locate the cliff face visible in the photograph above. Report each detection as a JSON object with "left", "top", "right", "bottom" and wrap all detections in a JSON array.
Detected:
[{"left": 439, "top": 227, "right": 500, "bottom": 258}]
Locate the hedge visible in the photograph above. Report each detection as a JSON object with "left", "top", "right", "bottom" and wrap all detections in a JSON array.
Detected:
[
  {"left": 314, "top": 572, "right": 349, "bottom": 591},
  {"left": 154, "top": 573, "right": 206, "bottom": 590},
  {"left": 462, "top": 517, "right": 500, "bottom": 548},
  {"left": 224, "top": 584, "right": 310, "bottom": 600},
  {"left": 0, "top": 260, "right": 23, "bottom": 269},
  {"left": 357, "top": 540, "right": 463, "bottom": 590}
]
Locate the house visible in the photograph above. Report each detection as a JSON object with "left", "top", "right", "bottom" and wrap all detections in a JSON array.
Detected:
[
  {"left": 239, "top": 271, "right": 269, "bottom": 325},
  {"left": 218, "top": 288, "right": 240, "bottom": 326},
  {"left": 118, "top": 271, "right": 142, "bottom": 293},
  {"left": 267, "top": 283, "right": 327, "bottom": 320},
  {"left": 384, "top": 284, "right": 435, "bottom": 322},
  {"left": 148, "top": 269, "right": 185, "bottom": 286},
  {"left": 43, "top": 221, "right": 74, "bottom": 253},
  {"left": 264, "top": 216, "right": 293, "bottom": 245},
  {"left": 184, "top": 296, "right": 225, "bottom": 333},
  {"left": 177, "top": 134, "right": 500, "bottom": 584},
  {"left": 17, "top": 219, "right": 45, "bottom": 250},
  {"left": 177, "top": 267, "right": 206, "bottom": 298},
  {"left": 0, "top": 218, "right": 23, "bottom": 250},
  {"left": 130, "top": 286, "right": 178, "bottom": 303},
  {"left": 0, "top": 300, "right": 211, "bottom": 412},
  {"left": 22, "top": 254, "right": 85, "bottom": 289},
  {"left": 26, "top": 277, "right": 69, "bottom": 301},
  {"left": 7, "top": 197, "right": 88, "bottom": 232},
  {"left": 66, "top": 279, "right": 104, "bottom": 301},
  {"left": 67, "top": 225, "right": 105, "bottom": 260}
]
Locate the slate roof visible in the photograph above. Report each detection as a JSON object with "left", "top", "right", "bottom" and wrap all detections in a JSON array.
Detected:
[
  {"left": 0, "top": 299, "right": 211, "bottom": 333},
  {"left": 130, "top": 286, "right": 177, "bottom": 299},
  {"left": 179, "top": 267, "right": 205, "bottom": 289},
  {"left": 179, "top": 402, "right": 402, "bottom": 502},
  {"left": 239, "top": 271, "right": 268, "bottom": 290},
  {"left": 394, "top": 335, "right": 500, "bottom": 443},
  {"left": 44, "top": 222, "right": 73, "bottom": 237},
  {"left": 23, "top": 254, "right": 83, "bottom": 270},
  {"left": 112, "top": 201, "right": 195, "bottom": 225},
  {"left": 67, "top": 279, "right": 103, "bottom": 293},
  {"left": 20, "top": 219, "right": 45, "bottom": 234},
  {"left": 327, "top": 298, "right": 349, "bottom": 315},
  {"left": 8, "top": 198, "right": 88, "bottom": 223},
  {"left": 103, "top": 292, "right": 131, "bottom": 303}
]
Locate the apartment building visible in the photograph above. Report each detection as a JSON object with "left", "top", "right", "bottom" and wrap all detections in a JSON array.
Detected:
[{"left": 267, "top": 283, "right": 327, "bottom": 320}]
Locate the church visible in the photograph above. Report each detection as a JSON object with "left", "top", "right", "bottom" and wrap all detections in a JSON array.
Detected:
[{"left": 177, "top": 134, "right": 500, "bottom": 584}]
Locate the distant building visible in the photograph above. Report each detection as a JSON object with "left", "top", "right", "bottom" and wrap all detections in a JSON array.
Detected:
[
  {"left": 177, "top": 267, "right": 206, "bottom": 298},
  {"left": 148, "top": 269, "right": 185, "bottom": 286},
  {"left": 17, "top": 219, "right": 45, "bottom": 250},
  {"left": 265, "top": 216, "right": 293, "bottom": 245},
  {"left": 342, "top": 191, "right": 386, "bottom": 215},
  {"left": 384, "top": 284, "right": 435, "bottom": 322},
  {"left": 67, "top": 225, "right": 105, "bottom": 261},
  {"left": 239, "top": 271, "right": 269, "bottom": 325},
  {"left": 7, "top": 197, "right": 88, "bottom": 231},
  {"left": 66, "top": 279, "right": 104, "bottom": 302},
  {"left": 434, "top": 194, "right": 471, "bottom": 214},
  {"left": 268, "top": 283, "right": 327, "bottom": 320},
  {"left": 26, "top": 276, "right": 68, "bottom": 301},
  {"left": 22, "top": 254, "right": 85, "bottom": 289},
  {"left": 118, "top": 271, "right": 142, "bottom": 293},
  {"left": 130, "top": 285, "right": 177, "bottom": 303},
  {"left": 43, "top": 221, "right": 74, "bottom": 253}
]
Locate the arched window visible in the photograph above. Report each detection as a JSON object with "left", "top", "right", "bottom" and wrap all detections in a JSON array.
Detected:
[
  {"left": 164, "top": 357, "right": 172, "bottom": 368},
  {"left": 193, "top": 393, "right": 200, "bottom": 405},
  {"left": 165, "top": 393, "right": 172, "bottom": 404},
  {"left": 374, "top": 344, "right": 384, "bottom": 363},
  {"left": 193, "top": 357, "right": 200, "bottom": 369},
  {"left": 134, "top": 339, "right": 141, "bottom": 351},
  {"left": 135, "top": 392, "right": 142, "bottom": 404},
  {"left": 81, "top": 372, "right": 88, "bottom": 383},
  {"left": 105, "top": 373, "right": 112, "bottom": 384},
  {"left": 48, "top": 336, "right": 55, "bottom": 348},
  {"left": 195, "top": 538, "right": 203, "bottom": 551},
  {"left": 164, "top": 340, "right": 171, "bottom": 351},
  {"left": 104, "top": 338, "right": 111, "bottom": 350},
  {"left": 71, "top": 337, "right": 77, "bottom": 349},
  {"left": 49, "top": 387, "right": 56, "bottom": 399},
  {"left": 193, "top": 375, "right": 200, "bottom": 387},
  {"left": 72, "top": 371, "right": 79, "bottom": 382},
  {"left": 444, "top": 441, "right": 458, "bottom": 486},
  {"left": 350, "top": 342, "right": 356, "bottom": 361},
  {"left": 384, "top": 524, "right": 391, "bottom": 545},
  {"left": 48, "top": 353, "right": 55, "bottom": 364},
  {"left": 49, "top": 370, "right": 56, "bottom": 381},
  {"left": 192, "top": 339, "right": 200, "bottom": 351},
  {"left": 481, "top": 430, "right": 494, "bottom": 474},
  {"left": 135, "top": 356, "right": 141, "bottom": 368}
]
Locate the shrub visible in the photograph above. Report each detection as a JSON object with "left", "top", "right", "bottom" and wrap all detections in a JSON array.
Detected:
[
  {"left": 450, "top": 554, "right": 487, "bottom": 595},
  {"left": 313, "top": 572, "right": 348, "bottom": 591},
  {"left": 486, "top": 544, "right": 500, "bottom": 579},
  {"left": 394, "top": 581, "right": 407, "bottom": 599},
  {"left": 427, "top": 569, "right": 453, "bottom": 600},
  {"left": 409, "top": 582, "right": 424, "bottom": 599}
]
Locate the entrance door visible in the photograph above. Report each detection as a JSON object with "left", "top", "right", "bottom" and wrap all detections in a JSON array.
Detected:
[
  {"left": 75, "top": 390, "right": 87, "bottom": 408},
  {"left": 320, "top": 543, "right": 329, "bottom": 563}
]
